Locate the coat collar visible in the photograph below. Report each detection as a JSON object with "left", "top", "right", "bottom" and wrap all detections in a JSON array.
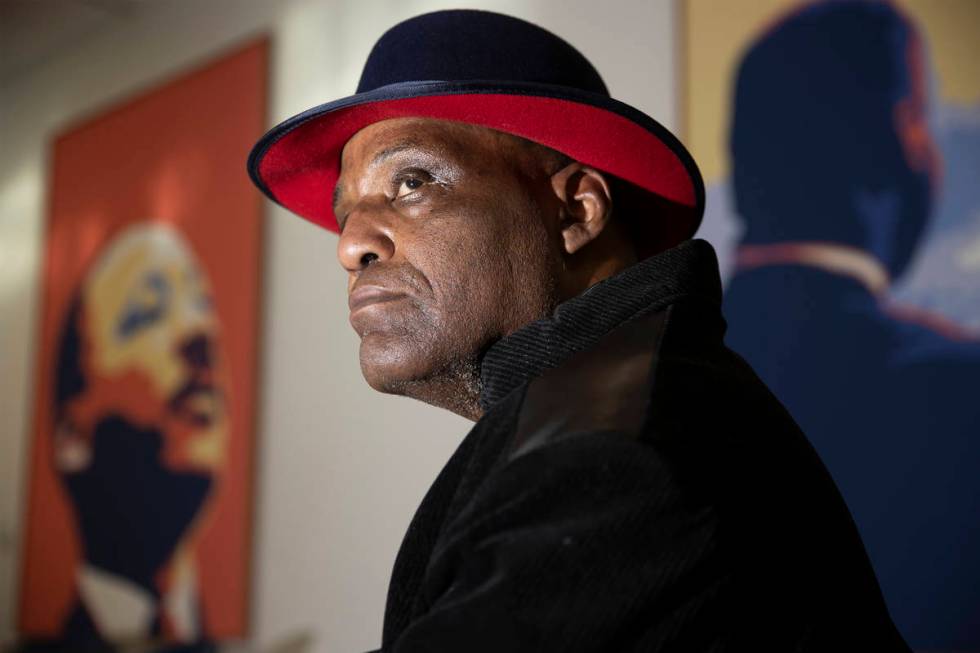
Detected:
[{"left": 478, "top": 238, "right": 723, "bottom": 411}]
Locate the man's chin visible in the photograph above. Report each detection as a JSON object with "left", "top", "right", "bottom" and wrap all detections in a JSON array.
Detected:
[{"left": 359, "top": 335, "right": 430, "bottom": 395}]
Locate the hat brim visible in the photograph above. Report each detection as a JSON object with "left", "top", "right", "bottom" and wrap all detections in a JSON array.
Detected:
[{"left": 248, "top": 80, "right": 705, "bottom": 242}]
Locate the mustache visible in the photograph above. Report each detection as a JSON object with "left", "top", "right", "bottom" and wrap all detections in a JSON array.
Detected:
[{"left": 351, "top": 262, "right": 432, "bottom": 297}]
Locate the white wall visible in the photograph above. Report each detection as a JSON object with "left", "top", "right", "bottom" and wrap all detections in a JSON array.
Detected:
[{"left": 0, "top": 1, "right": 678, "bottom": 651}]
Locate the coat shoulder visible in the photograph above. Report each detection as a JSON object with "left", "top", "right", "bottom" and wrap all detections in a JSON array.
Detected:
[
  {"left": 510, "top": 297, "right": 739, "bottom": 460},
  {"left": 509, "top": 305, "right": 671, "bottom": 459}
]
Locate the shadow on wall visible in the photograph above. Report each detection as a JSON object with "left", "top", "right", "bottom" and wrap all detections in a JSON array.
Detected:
[{"left": 702, "top": 2, "right": 980, "bottom": 649}]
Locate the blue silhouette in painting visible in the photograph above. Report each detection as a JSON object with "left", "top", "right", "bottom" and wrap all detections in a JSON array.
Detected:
[{"left": 722, "top": 2, "right": 980, "bottom": 648}]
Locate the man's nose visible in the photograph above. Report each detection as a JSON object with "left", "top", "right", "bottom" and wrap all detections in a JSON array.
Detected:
[{"left": 337, "top": 202, "right": 396, "bottom": 272}]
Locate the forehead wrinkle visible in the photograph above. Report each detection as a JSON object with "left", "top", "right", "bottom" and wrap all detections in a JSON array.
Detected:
[{"left": 369, "top": 138, "right": 428, "bottom": 167}]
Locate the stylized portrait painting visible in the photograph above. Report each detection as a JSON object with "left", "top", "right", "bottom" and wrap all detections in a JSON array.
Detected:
[
  {"left": 684, "top": 0, "right": 980, "bottom": 649},
  {"left": 53, "top": 223, "right": 227, "bottom": 645},
  {"left": 19, "top": 41, "right": 267, "bottom": 651}
]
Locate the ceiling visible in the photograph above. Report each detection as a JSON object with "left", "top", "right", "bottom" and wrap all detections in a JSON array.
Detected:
[{"left": 0, "top": 0, "right": 150, "bottom": 86}]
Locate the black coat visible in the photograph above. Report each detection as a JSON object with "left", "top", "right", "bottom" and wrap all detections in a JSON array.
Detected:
[{"left": 371, "top": 239, "right": 908, "bottom": 652}]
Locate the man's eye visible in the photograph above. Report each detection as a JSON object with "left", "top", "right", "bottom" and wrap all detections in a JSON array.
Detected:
[{"left": 396, "top": 176, "right": 425, "bottom": 198}]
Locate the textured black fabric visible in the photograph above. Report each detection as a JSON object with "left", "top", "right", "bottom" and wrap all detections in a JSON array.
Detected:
[
  {"left": 480, "top": 240, "right": 721, "bottom": 409},
  {"left": 371, "top": 239, "right": 909, "bottom": 653}
]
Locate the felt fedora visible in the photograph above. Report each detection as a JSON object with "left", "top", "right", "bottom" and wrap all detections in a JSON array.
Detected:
[{"left": 247, "top": 9, "right": 704, "bottom": 244}]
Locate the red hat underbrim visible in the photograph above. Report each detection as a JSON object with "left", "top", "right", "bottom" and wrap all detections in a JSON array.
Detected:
[{"left": 249, "top": 82, "right": 704, "bottom": 243}]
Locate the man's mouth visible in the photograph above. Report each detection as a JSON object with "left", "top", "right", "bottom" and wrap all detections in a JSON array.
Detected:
[
  {"left": 348, "top": 288, "right": 417, "bottom": 337},
  {"left": 348, "top": 285, "right": 408, "bottom": 313}
]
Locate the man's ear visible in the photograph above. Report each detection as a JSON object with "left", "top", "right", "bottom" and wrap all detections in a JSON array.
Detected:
[{"left": 550, "top": 162, "right": 613, "bottom": 255}]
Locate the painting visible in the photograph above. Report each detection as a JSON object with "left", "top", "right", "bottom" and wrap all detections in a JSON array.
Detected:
[
  {"left": 683, "top": 0, "right": 980, "bottom": 648},
  {"left": 18, "top": 39, "right": 268, "bottom": 650}
]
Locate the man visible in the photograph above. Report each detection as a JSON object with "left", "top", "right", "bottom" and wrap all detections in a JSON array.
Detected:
[
  {"left": 248, "top": 10, "right": 909, "bottom": 651},
  {"left": 42, "top": 223, "right": 225, "bottom": 652},
  {"left": 723, "top": 3, "right": 980, "bottom": 648}
]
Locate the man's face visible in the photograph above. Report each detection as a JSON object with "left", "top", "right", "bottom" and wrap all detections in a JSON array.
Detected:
[
  {"left": 334, "top": 118, "right": 564, "bottom": 406},
  {"left": 62, "top": 225, "right": 228, "bottom": 472}
]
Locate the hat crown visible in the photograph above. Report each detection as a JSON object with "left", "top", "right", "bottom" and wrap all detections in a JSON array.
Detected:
[{"left": 356, "top": 9, "right": 609, "bottom": 96}]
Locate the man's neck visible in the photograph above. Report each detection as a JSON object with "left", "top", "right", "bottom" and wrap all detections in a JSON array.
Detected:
[
  {"left": 735, "top": 241, "right": 890, "bottom": 295},
  {"left": 391, "top": 357, "right": 485, "bottom": 421}
]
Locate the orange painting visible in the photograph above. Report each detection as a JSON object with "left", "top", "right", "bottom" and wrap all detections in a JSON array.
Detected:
[{"left": 18, "top": 39, "right": 267, "bottom": 647}]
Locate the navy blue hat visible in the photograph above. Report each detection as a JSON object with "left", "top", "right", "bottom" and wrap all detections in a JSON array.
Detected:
[{"left": 248, "top": 9, "right": 704, "bottom": 244}]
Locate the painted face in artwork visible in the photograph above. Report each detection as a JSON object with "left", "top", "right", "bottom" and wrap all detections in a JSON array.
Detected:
[
  {"left": 56, "top": 223, "right": 228, "bottom": 475},
  {"left": 50, "top": 222, "right": 229, "bottom": 641}
]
